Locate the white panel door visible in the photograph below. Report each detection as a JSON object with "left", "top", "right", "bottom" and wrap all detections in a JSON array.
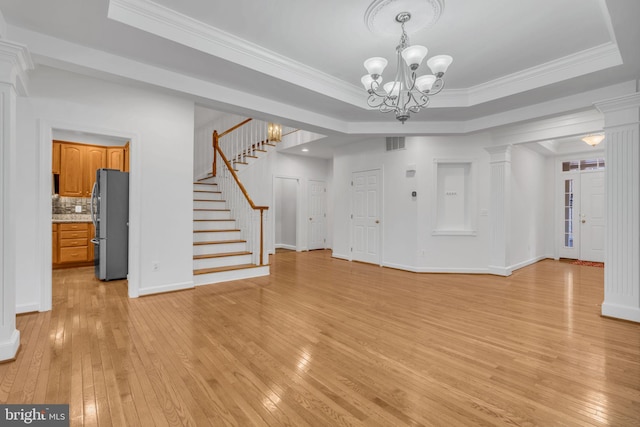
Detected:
[
  {"left": 352, "top": 169, "right": 381, "bottom": 265},
  {"left": 308, "top": 180, "right": 326, "bottom": 250},
  {"left": 580, "top": 171, "right": 605, "bottom": 262}
]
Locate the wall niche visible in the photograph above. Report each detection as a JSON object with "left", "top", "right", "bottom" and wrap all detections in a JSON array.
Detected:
[{"left": 433, "top": 159, "right": 477, "bottom": 236}]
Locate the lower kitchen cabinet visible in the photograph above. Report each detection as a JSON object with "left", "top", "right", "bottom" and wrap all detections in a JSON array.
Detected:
[{"left": 53, "top": 222, "right": 95, "bottom": 268}]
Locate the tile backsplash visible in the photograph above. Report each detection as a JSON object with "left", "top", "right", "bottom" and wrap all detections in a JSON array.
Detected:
[{"left": 52, "top": 196, "right": 91, "bottom": 215}]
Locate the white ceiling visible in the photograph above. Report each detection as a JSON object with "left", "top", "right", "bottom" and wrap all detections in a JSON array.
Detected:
[{"left": 0, "top": 0, "right": 638, "bottom": 140}]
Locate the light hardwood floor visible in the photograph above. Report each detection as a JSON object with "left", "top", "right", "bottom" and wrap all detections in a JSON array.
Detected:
[{"left": 1, "top": 251, "right": 639, "bottom": 426}]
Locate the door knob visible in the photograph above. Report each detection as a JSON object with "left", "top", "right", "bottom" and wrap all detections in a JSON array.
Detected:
[
  {"left": 375, "top": 220, "right": 380, "bottom": 224},
  {"left": 581, "top": 219, "right": 586, "bottom": 223}
]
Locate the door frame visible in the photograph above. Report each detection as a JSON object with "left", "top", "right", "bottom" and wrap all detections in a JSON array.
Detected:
[
  {"left": 38, "top": 120, "right": 141, "bottom": 311},
  {"left": 555, "top": 154, "right": 605, "bottom": 261},
  {"left": 350, "top": 168, "right": 383, "bottom": 266}
]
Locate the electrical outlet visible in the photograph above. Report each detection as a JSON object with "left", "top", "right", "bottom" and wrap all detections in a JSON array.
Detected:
[
  {"left": 152, "top": 261, "right": 159, "bottom": 271},
  {"left": 75, "top": 205, "right": 82, "bottom": 213}
]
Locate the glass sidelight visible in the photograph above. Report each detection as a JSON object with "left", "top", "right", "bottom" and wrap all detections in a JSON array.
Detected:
[{"left": 564, "top": 179, "right": 574, "bottom": 248}]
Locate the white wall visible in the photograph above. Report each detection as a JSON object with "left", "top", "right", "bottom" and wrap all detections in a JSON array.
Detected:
[
  {"left": 509, "top": 144, "right": 549, "bottom": 268},
  {"left": 274, "top": 177, "right": 297, "bottom": 249},
  {"left": 333, "top": 134, "right": 493, "bottom": 272},
  {"left": 16, "top": 66, "right": 195, "bottom": 311}
]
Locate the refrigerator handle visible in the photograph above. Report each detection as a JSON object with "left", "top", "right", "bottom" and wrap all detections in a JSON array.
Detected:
[{"left": 90, "top": 181, "right": 98, "bottom": 228}]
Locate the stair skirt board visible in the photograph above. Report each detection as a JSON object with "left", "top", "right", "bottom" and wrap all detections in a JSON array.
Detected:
[{"left": 193, "top": 265, "right": 270, "bottom": 286}]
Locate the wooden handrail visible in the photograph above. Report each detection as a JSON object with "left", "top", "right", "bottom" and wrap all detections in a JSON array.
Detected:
[
  {"left": 219, "top": 118, "right": 252, "bottom": 138},
  {"left": 213, "top": 126, "right": 268, "bottom": 265}
]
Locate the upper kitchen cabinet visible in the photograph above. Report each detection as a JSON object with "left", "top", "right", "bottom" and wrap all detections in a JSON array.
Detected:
[
  {"left": 85, "top": 145, "right": 106, "bottom": 196},
  {"left": 107, "top": 147, "right": 124, "bottom": 171},
  {"left": 59, "top": 142, "right": 105, "bottom": 197},
  {"left": 52, "top": 141, "right": 61, "bottom": 174},
  {"left": 59, "top": 143, "right": 87, "bottom": 197}
]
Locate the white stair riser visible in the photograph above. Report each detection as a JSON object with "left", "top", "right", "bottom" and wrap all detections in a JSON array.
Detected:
[
  {"left": 193, "top": 242, "right": 247, "bottom": 255},
  {"left": 193, "top": 210, "right": 231, "bottom": 220},
  {"left": 194, "top": 220, "right": 236, "bottom": 231},
  {"left": 194, "top": 266, "right": 270, "bottom": 286},
  {"left": 193, "top": 254, "right": 253, "bottom": 270},
  {"left": 193, "top": 191, "right": 223, "bottom": 201},
  {"left": 194, "top": 231, "right": 242, "bottom": 242},
  {"left": 194, "top": 200, "right": 226, "bottom": 210},
  {"left": 194, "top": 183, "right": 217, "bottom": 191}
]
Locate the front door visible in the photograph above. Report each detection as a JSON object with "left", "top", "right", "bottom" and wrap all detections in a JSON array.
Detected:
[
  {"left": 579, "top": 171, "right": 605, "bottom": 262},
  {"left": 351, "top": 169, "right": 381, "bottom": 265}
]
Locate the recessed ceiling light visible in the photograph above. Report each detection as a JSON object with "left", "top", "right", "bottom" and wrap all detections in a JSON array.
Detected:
[{"left": 302, "top": 148, "right": 309, "bottom": 152}]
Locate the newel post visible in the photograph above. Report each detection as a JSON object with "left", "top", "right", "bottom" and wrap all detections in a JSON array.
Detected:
[{"left": 212, "top": 130, "right": 218, "bottom": 177}]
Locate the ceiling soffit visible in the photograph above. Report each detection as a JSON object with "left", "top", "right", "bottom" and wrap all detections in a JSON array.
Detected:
[{"left": 107, "top": 0, "right": 622, "bottom": 110}]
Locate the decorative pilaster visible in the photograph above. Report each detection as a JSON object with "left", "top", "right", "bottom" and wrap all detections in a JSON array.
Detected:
[
  {"left": 0, "top": 39, "right": 32, "bottom": 361},
  {"left": 485, "top": 145, "right": 512, "bottom": 276},
  {"left": 595, "top": 92, "right": 640, "bottom": 323}
]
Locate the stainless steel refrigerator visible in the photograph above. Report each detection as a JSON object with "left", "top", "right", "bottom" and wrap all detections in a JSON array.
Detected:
[{"left": 90, "top": 169, "right": 129, "bottom": 281}]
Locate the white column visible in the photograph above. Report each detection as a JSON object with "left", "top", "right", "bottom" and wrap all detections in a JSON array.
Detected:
[
  {"left": 485, "top": 145, "right": 512, "bottom": 276},
  {"left": 596, "top": 92, "right": 640, "bottom": 323},
  {"left": 0, "top": 39, "right": 33, "bottom": 361}
]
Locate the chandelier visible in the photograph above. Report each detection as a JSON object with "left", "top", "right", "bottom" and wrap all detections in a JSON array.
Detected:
[{"left": 361, "top": 12, "right": 452, "bottom": 124}]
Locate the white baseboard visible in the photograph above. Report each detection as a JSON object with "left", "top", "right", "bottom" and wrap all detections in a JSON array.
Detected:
[
  {"left": 488, "top": 265, "right": 512, "bottom": 276},
  {"left": 331, "top": 252, "right": 350, "bottom": 261},
  {"left": 601, "top": 302, "right": 640, "bottom": 323},
  {"left": 16, "top": 303, "right": 40, "bottom": 314},
  {"left": 385, "top": 262, "right": 490, "bottom": 274},
  {"left": 275, "top": 244, "right": 297, "bottom": 251},
  {"left": 508, "top": 255, "right": 551, "bottom": 272},
  {"left": 0, "top": 329, "right": 20, "bottom": 362},
  {"left": 138, "top": 281, "right": 194, "bottom": 297}
]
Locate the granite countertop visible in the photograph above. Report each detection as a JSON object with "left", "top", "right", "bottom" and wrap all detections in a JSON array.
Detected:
[{"left": 52, "top": 214, "right": 93, "bottom": 223}]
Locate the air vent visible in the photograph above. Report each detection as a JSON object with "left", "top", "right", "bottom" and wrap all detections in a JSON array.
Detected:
[{"left": 386, "top": 137, "right": 405, "bottom": 151}]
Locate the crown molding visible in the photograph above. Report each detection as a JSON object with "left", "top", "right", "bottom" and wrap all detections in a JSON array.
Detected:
[
  {"left": 0, "top": 39, "right": 34, "bottom": 95},
  {"left": 108, "top": 0, "right": 623, "bottom": 111},
  {"left": 107, "top": 0, "right": 366, "bottom": 107}
]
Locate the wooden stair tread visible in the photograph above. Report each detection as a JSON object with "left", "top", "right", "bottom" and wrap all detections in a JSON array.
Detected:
[
  {"left": 194, "top": 229, "right": 241, "bottom": 233},
  {"left": 194, "top": 190, "right": 222, "bottom": 193},
  {"left": 233, "top": 161, "right": 248, "bottom": 165},
  {"left": 194, "top": 240, "right": 246, "bottom": 245},
  {"left": 193, "top": 208, "right": 230, "bottom": 212},
  {"left": 194, "top": 199, "right": 225, "bottom": 202},
  {"left": 194, "top": 251, "right": 251, "bottom": 260},
  {"left": 193, "top": 182, "right": 217, "bottom": 185},
  {"left": 194, "top": 264, "right": 265, "bottom": 275},
  {"left": 193, "top": 219, "right": 235, "bottom": 222}
]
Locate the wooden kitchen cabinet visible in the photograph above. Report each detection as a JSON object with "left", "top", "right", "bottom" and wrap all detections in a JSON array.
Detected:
[
  {"left": 107, "top": 147, "right": 124, "bottom": 171},
  {"left": 59, "top": 143, "right": 85, "bottom": 197},
  {"left": 52, "top": 141, "right": 61, "bottom": 174},
  {"left": 52, "top": 223, "right": 58, "bottom": 264},
  {"left": 85, "top": 146, "right": 106, "bottom": 196},
  {"left": 58, "top": 142, "right": 106, "bottom": 197},
  {"left": 53, "top": 222, "right": 94, "bottom": 268}
]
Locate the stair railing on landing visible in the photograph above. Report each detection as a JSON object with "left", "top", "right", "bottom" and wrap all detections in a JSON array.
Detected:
[{"left": 212, "top": 119, "right": 269, "bottom": 266}]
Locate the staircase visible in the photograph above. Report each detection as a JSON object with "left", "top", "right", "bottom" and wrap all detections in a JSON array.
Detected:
[{"left": 192, "top": 177, "right": 269, "bottom": 285}]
